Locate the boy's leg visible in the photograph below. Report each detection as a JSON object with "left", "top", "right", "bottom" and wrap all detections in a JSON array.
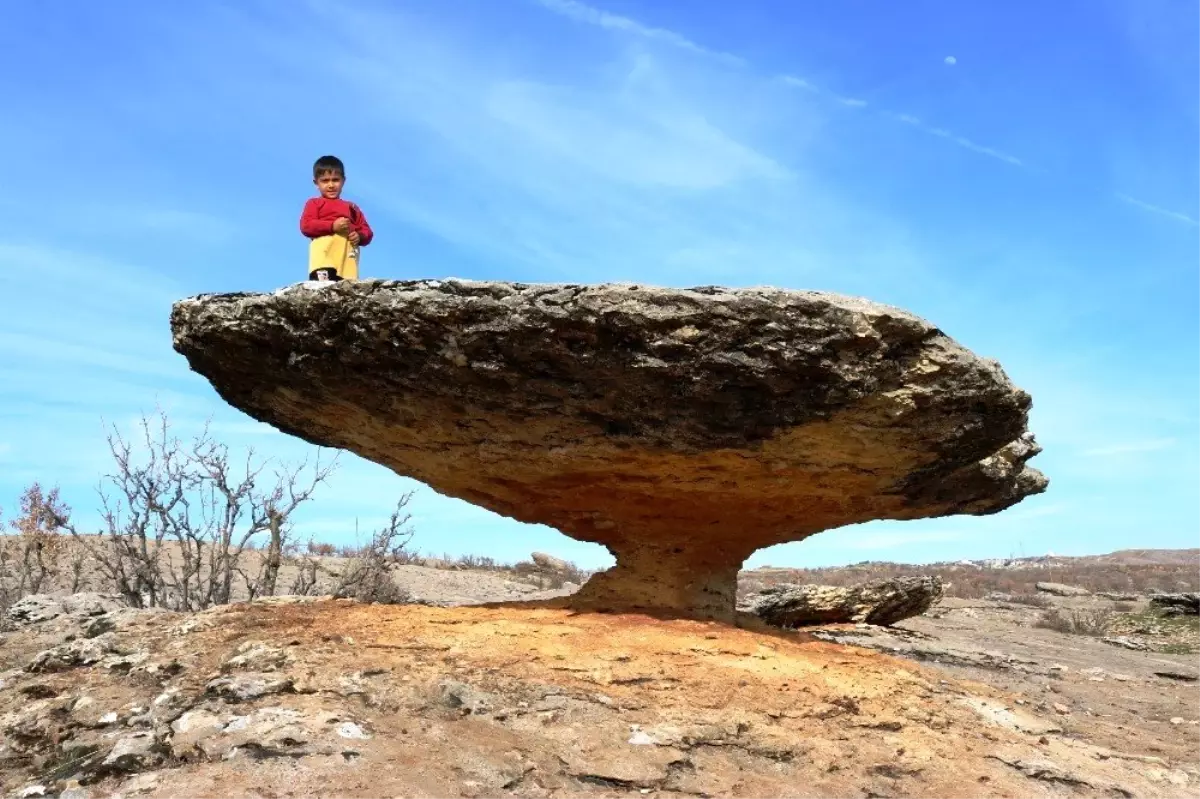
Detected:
[{"left": 341, "top": 245, "right": 359, "bottom": 280}]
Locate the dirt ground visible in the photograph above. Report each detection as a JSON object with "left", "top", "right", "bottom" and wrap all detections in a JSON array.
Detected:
[
  {"left": 2, "top": 590, "right": 1197, "bottom": 799},
  {"left": 820, "top": 595, "right": 1200, "bottom": 766}
]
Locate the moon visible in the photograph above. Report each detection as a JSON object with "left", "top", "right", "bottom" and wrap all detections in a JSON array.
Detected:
[{"left": 944, "top": 56, "right": 957, "bottom": 66}]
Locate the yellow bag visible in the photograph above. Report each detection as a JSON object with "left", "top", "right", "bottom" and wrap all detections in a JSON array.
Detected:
[{"left": 308, "top": 234, "right": 359, "bottom": 281}]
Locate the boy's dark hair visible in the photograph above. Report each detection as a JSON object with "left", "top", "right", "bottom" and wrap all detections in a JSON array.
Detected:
[{"left": 313, "top": 155, "right": 345, "bottom": 178}]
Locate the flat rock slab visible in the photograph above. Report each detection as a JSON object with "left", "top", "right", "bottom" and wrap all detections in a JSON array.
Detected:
[
  {"left": 741, "top": 576, "right": 945, "bottom": 627},
  {"left": 171, "top": 279, "right": 1046, "bottom": 619}
]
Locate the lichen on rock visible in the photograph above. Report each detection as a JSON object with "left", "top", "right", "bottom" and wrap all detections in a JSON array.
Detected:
[
  {"left": 170, "top": 279, "right": 1047, "bottom": 621},
  {"left": 741, "top": 576, "right": 945, "bottom": 627}
]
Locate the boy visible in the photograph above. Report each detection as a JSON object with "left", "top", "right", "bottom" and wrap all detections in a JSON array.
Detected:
[{"left": 300, "top": 155, "right": 374, "bottom": 282}]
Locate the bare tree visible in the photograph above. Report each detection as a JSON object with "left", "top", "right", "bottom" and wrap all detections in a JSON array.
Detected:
[
  {"left": 68, "top": 408, "right": 338, "bottom": 611},
  {"left": 333, "top": 494, "right": 416, "bottom": 604}
]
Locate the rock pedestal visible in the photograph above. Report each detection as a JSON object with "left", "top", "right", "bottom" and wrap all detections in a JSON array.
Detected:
[{"left": 170, "top": 279, "right": 1047, "bottom": 621}]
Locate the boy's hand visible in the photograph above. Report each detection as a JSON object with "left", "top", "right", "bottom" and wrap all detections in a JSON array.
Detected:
[
  {"left": 333, "top": 217, "right": 351, "bottom": 235},
  {"left": 348, "top": 231, "right": 361, "bottom": 245}
]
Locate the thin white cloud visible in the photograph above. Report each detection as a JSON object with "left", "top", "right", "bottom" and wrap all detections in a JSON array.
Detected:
[
  {"left": 533, "top": 0, "right": 1199, "bottom": 230},
  {"left": 531, "top": 0, "right": 745, "bottom": 66},
  {"left": 781, "top": 75, "right": 819, "bottom": 93},
  {"left": 486, "top": 79, "right": 789, "bottom": 189},
  {"left": 781, "top": 74, "right": 869, "bottom": 109},
  {"left": 534, "top": 0, "right": 1026, "bottom": 172},
  {"left": 1083, "top": 438, "right": 1178, "bottom": 457},
  {"left": 1114, "top": 193, "right": 1199, "bottom": 227},
  {"left": 884, "top": 112, "right": 1025, "bottom": 167}
]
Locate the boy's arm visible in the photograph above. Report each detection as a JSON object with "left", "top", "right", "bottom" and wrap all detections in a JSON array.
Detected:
[
  {"left": 353, "top": 205, "right": 374, "bottom": 246},
  {"left": 299, "top": 199, "right": 336, "bottom": 237}
]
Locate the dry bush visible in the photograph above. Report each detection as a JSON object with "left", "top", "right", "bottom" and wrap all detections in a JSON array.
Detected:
[
  {"left": 1007, "top": 593, "right": 1053, "bottom": 608},
  {"left": 455, "top": 554, "right": 500, "bottom": 570},
  {"left": 2, "top": 412, "right": 426, "bottom": 612},
  {"left": 60, "top": 409, "right": 339, "bottom": 611},
  {"left": 1034, "top": 608, "right": 1114, "bottom": 636},
  {"left": 332, "top": 495, "right": 416, "bottom": 604},
  {"left": 289, "top": 556, "right": 322, "bottom": 596},
  {"left": 511, "top": 558, "right": 590, "bottom": 589},
  {"left": 307, "top": 540, "right": 337, "bottom": 557},
  {"left": 410, "top": 551, "right": 593, "bottom": 589}
]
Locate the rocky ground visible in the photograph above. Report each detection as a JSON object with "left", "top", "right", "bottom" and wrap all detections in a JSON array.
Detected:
[
  {"left": 2, "top": 575, "right": 1197, "bottom": 799},
  {"left": 815, "top": 595, "right": 1199, "bottom": 765}
]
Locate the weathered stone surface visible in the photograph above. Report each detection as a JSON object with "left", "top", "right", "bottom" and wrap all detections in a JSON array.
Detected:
[
  {"left": 1149, "top": 592, "right": 1199, "bottom": 615},
  {"left": 740, "top": 576, "right": 945, "bottom": 627},
  {"left": 5, "top": 594, "right": 128, "bottom": 628},
  {"left": 1036, "top": 582, "right": 1090, "bottom": 597},
  {"left": 170, "top": 280, "right": 1046, "bottom": 620},
  {"left": 531, "top": 552, "right": 572, "bottom": 572},
  {"left": 26, "top": 634, "right": 120, "bottom": 673}
]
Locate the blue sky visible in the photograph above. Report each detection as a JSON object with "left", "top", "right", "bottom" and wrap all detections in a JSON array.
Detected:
[{"left": 1, "top": 0, "right": 1196, "bottom": 569}]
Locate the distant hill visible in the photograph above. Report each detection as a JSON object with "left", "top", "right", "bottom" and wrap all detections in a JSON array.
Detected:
[
  {"left": 742, "top": 548, "right": 1199, "bottom": 598},
  {"left": 1080, "top": 548, "right": 1200, "bottom": 566},
  {"left": 749, "top": 548, "right": 1199, "bottom": 573}
]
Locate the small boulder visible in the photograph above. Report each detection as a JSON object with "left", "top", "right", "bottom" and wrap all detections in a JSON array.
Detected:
[
  {"left": 99, "top": 731, "right": 163, "bottom": 774},
  {"left": 5, "top": 593, "right": 128, "bottom": 627},
  {"left": 439, "top": 680, "right": 494, "bottom": 714},
  {"left": 27, "top": 634, "right": 120, "bottom": 673},
  {"left": 740, "top": 576, "right": 944, "bottom": 628},
  {"left": 222, "top": 640, "right": 291, "bottom": 672},
  {"left": 531, "top": 552, "right": 571, "bottom": 572},
  {"left": 206, "top": 674, "right": 296, "bottom": 703},
  {"left": 169, "top": 708, "right": 229, "bottom": 759},
  {"left": 1035, "top": 582, "right": 1090, "bottom": 597},
  {"left": 1149, "top": 592, "right": 1199, "bottom": 615}
]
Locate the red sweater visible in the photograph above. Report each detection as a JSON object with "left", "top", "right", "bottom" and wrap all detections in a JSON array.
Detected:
[{"left": 299, "top": 197, "right": 374, "bottom": 245}]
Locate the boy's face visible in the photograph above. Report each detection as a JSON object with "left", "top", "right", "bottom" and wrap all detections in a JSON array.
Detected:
[{"left": 314, "top": 170, "right": 344, "bottom": 200}]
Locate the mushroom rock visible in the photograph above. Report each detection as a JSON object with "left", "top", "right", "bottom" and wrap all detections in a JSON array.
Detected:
[{"left": 170, "top": 280, "right": 1047, "bottom": 622}]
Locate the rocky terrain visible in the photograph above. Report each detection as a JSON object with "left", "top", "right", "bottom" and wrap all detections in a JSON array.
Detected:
[{"left": 3, "top": 578, "right": 1198, "bottom": 799}]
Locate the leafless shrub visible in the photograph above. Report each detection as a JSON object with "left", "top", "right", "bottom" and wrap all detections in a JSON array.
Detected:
[
  {"left": 420, "top": 552, "right": 593, "bottom": 589},
  {"left": 332, "top": 495, "right": 415, "bottom": 604},
  {"left": 1034, "top": 608, "right": 1114, "bottom": 636},
  {"left": 455, "top": 554, "right": 499, "bottom": 570},
  {"left": 1007, "top": 593, "right": 1053, "bottom": 608},
  {"left": 289, "top": 556, "right": 322, "bottom": 596},
  {"left": 66, "top": 408, "right": 337, "bottom": 611}
]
